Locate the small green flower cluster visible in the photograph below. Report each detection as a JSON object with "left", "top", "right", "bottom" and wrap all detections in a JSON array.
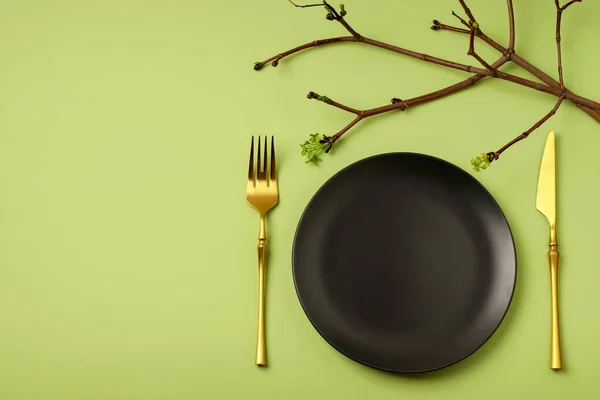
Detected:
[
  {"left": 470, "top": 153, "right": 492, "bottom": 172},
  {"left": 300, "top": 133, "right": 328, "bottom": 164}
]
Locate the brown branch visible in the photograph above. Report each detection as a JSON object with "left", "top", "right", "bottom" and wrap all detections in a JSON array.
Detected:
[
  {"left": 286, "top": 0, "right": 360, "bottom": 38},
  {"left": 337, "top": 17, "right": 361, "bottom": 38},
  {"left": 257, "top": 22, "right": 595, "bottom": 108},
  {"left": 359, "top": 37, "right": 563, "bottom": 100},
  {"left": 434, "top": 18, "right": 593, "bottom": 103},
  {"left": 307, "top": 91, "right": 361, "bottom": 114},
  {"left": 493, "top": 71, "right": 563, "bottom": 98},
  {"left": 257, "top": 0, "right": 600, "bottom": 167},
  {"left": 437, "top": 21, "right": 600, "bottom": 121},
  {"left": 467, "top": 23, "right": 494, "bottom": 71},
  {"left": 365, "top": 57, "right": 508, "bottom": 118},
  {"left": 322, "top": 0, "right": 340, "bottom": 17},
  {"left": 329, "top": 117, "right": 362, "bottom": 144},
  {"left": 254, "top": 34, "right": 510, "bottom": 89},
  {"left": 359, "top": 37, "right": 489, "bottom": 75},
  {"left": 561, "top": 0, "right": 582, "bottom": 11},
  {"left": 254, "top": 36, "right": 357, "bottom": 70},
  {"left": 323, "top": 0, "right": 361, "bottom": 38},
  {"left": 471, "top": 53, "right": 493, "bottom": 71},
  {"left": 257, "top": 11, "right": 600, "bottom": 112},
  {"left": 458, "top": 0, "right": 477, "bottom": 23},
  {"left": 555, "top": 0, "right": 581, "bottom": 88},
  {"left": 259, "top": 5, "right": 594, "bottom": 106},
  {"left": 571, "top": 104, "right": 600, "bottom": 122},
  {"left": 555, "top": 1, "right": 565, "bottom": 87},
  {"left": 507, "top": 0, "right": 516, "bottom": 49},
  {"left": 493, "top": 96, "right": 566, "bottom": 160},
  {"left": 432, "top": 21, "right": 470, "bottom": 34},
  {"left": 314, "top": 57, "right": 510, "bottom": 144},
  {"left": 565, "top": 92, "right": 600, "bottom": 112},
  {"left": 468, "top": 25, "right": 476, "bottom": 53}
]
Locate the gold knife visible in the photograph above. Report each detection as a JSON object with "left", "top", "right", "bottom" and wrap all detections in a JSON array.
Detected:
[{"left": 536, "top": 130, "right": 562, "bottom": 370}]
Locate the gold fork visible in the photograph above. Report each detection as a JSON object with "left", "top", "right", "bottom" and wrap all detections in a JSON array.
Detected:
[{"left": 246, "top": 136, "right": 278, "bottom": 366}]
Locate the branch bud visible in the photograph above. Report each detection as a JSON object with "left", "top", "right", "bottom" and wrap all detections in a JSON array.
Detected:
[{"left": 319, "top": 134, "right": 334, "bottom": 153}]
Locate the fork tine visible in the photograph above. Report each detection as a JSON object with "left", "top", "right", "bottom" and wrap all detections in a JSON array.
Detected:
[
  {"left": 248, "top": 136, "right": 255, "bottom": 183},
  {"left": 263, "top": 135, "right": 268, "bottom": 175},
  {"left": 257, "top": 136, "right": 266, "bottom": 180},
  {"left": 270, "top": 136, "right": 277, "bottom": 182}
]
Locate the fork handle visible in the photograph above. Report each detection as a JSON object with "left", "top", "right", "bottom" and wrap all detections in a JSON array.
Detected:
[
  {"left": 255, "top": 235, "right": 267, "bottom": 366},
  {"left": 549, "top": 245, "right": 562, "bottom": 370}
]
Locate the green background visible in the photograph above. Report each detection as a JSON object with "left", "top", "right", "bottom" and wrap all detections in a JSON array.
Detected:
[{"left": 1, "top": 0, "right": 599, "bottom": 398}]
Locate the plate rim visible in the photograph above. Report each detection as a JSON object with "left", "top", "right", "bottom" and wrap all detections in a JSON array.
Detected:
[{"left": 291, "top": 151, "right": 518, "bottom": 374}]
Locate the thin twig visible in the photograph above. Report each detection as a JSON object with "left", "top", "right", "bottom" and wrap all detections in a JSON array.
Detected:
[
  {"left": 254, "top": 37, "right": 356, "bottom": 70},
  {"left": 555, "top": 1, "right": 565, "bottom": 87},
  {"left": 507, "top": 0, "right": 516, "bottom": 49},
  {"left": 433, "top": 21, "right": 470, "bottom": 34},
  {"left": 471, "top": 53, "right": 494, "bottom": 71},
  {"left": 286, "top": 0, "right": 360, "bottom": 37},
  {"left": 458, "top": 0, "right": 477, "bottom": 22},
  {"left": 322, "top": 0, "right": 341, "bottom": 18},
  {"left": 554, "top": 0, "right": 581, "bottom": 88},
  {"left": 468, "top": 23, "right": 494, "bottom": 71},
  {"left": 452, "top": 11, "right": 470, "bottom": 28},
  {"left": 287, "top": 0, "right": 326, "bottom": 8},
  {"left": 561, "top": 0, "right": 582, "bottom": 11},
  {"left": 326, "top": 1, "right": 362, "bottom": 38},
  {"left": 307, "top": 91, "right": 361, "bottom": 114},
  {"left": 469, "top": 25, "right": 476, "bottom": 53},
  {"left": 330, "top": 117, "right": 362, "bottom": 142},
  {"left": 493, "top": 96, "right": 566, "bottom": 159},
  {"left": 337, "top": 17, "right": 361, "bottom": 38}
]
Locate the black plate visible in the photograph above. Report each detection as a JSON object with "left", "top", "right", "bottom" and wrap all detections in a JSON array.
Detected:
[{"left": 292, "top": 153, "right": 516, "bottom": 373}]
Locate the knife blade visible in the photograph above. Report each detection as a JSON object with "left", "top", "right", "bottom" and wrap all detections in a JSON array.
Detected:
[
  {"left": 537, "top": 130, "right": 556, "bottom": 229},
  {"left": 536, "top": 130, "right": 562, "bottom": 371}
]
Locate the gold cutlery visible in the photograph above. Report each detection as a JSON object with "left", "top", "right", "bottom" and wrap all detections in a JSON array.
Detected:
[
  {"left": 246, "top": 136, "right": 279, "bottom": 366},
  {"left": 536, "top": 130, "right": 561, "bottom": 370}
]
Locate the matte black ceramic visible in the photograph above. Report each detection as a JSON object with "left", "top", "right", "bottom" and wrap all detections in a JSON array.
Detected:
[{"left": 292, "top": 153, "right": 516, "bottom": 373}]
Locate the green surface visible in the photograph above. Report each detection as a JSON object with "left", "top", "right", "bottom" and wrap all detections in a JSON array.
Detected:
[{"left": 1, "top": 0, "right": 599, "bottom": 398}]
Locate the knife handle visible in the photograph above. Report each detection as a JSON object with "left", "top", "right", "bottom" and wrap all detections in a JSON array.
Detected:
[{"left": 549, "top": 245, "right": 562, "bottom": 370}]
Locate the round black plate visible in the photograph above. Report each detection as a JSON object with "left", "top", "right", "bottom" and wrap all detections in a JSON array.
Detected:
[{"left": 292, "top": 153, "right": 516, "bottom": 373}]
